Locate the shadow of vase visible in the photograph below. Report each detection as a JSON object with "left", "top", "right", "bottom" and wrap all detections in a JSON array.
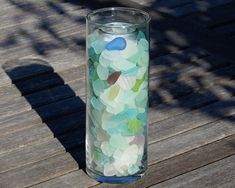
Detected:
[{"left": 2, "top": 58, "right": 86, "bottom": 169}]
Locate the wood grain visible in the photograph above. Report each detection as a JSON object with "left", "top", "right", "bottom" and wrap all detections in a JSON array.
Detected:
[
  {"left": 149, "top": 81, "right": 235, "bottom": 123},
  {"left": 157, "top": 0, "right": 233, "bottom": 17},
  {"left": 149, "top": 97, "right": 235, "bottom": 143},
  {"left": 0, "top": 153, "right": 79, "bottom": 188},
  {"left": 0, "top": 138, "right": 65, "bottom": 173},
  {"left": 151, "top": 154, "right": 235, "bottom": 188},
  {"left": 0, "top": 125, "right": 53, "bottom": 154},
  {"left": 0, "top": 110, "right": 41, "bottom": 136},
  {"left": 31, "top": 170, "right": 98, "bottom": 188},
  {"left": 188, "top": 4, "right": 235, "bottom": 28},
  {"left": 149, "top": 115, "right": 235, "bottom": 164}
]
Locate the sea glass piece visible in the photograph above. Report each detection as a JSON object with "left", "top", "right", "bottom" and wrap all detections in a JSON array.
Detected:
[
  {"left": 111, "top": 59, "right": 136, "bottom": 71},
  {"left": 106, "top": 37, "right": 126, "bottom": 51},
  {"left": 107, "top": 71, "right": 121, "bottom": 85},
  {"left": 91, "top": 97, "right": 105, "bottom": 110},
  {"left": 128, "top": 118, "right": 142, "bottom": 133},
  {"left": 91, "top": 40, "right": 108, "bottom": 54},
  {"left": 138, "top": 38, "right": 149, "bottom": 52},
  {"left": 120, "top": 40, "right": 138, "bottom": 59},
  {"left": 116, "top": 75, "right": 136, "bottom": 90},
  {"left": 97, "top": 64, "right": 109, "bottom": 80},
  {"left": 92, "top": 79, "right": 105, "bottom": 96}
]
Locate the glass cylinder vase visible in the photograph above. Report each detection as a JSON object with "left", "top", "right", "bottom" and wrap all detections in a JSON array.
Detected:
[{"left": 86, "top": 7, "right": 150, "bottom": 184}]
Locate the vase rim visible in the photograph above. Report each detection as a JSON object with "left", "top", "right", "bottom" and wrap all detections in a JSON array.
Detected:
[{"left": 86, "top": 7, "right": 151, "bottom": 29}]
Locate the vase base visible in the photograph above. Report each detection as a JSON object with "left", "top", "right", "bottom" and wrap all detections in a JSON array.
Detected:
[{"left": 86, "top": 167, "right": 145, "bottom": 184}]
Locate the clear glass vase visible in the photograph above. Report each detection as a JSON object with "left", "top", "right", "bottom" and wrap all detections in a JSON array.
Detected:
[{"left": 86, "top": 7, "right": 150, "bottom": 184}]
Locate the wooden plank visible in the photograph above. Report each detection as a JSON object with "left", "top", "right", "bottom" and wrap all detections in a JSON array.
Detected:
[
  {"left": 0, "top": 24, "right": 86, "bottom": 55},
  {"left": 149, "top": 80, "right": 235, "bottom": 122},
  {"left": 189, "top": 4, "right": 235, "bottom": 28},
  {"left": 149, "top": 86, "right": 225, "bottom": 120},
  {"left": 0, "top": 119, "right": 86, "bottom": 173},
  {"left": 110, "top": 0, "right": 193, "bottom": 8},
  {"left": 0, "top": 77, "right": 86, "bottom": 134},
  {"left": 148, "top": 115, "right": 235, "bottom": 164},
  {"left": 151, "top": 55, "right": 217, "bottom": 82},
  {"left": 0, "top": 78, "right": 86, "bottom": 120},
  {"left": 35, "top": 96, "right": 85, "bottom": 122},
  {"left": 152, "top": 0, "right": 193, "bottom": 9},
  {"left": 213, "top": 64, "right": 235, "bottom": 79},
  {"left": 0, "top": 97, "right": 30, "bottom": 119},
  {"left": 150, "top": 40, "right": 185, "bottom": 58},
  {"left": 151, "top": 155, "right": 235, "bottom": 188},
  {"left": 0, "top": 70, "right": 12, "bottom": 87},
  {"left": 0, "top": 125, "right": 53, "bottom": 154},
  {"left": 0, "top": 2, "right": 88, "bottom": 30},
  {"left": 157, "top": 0, "right": 233, "bottom": 17},
  {"left": 149, "top": 97, "right": 235, "bottom": 143},
  {"left": 0, "top": 84, "right": 21, "bottom": 101},
  {"left": 150, "top": 63, "right": 235, "bottom": 94},
  {"left": 0, "top": 47, "right": 86, "bottom": 74},
  {"left": 212, "top": 22, "right": 235, "bottom": 36},
  {"left": 150, "top": 47, "right": 209, "bottom": 76},
  {"left": 24, "top": 78, "right": 85, "bottom": 107},
  {"left": 0, "top": 107, "right": 85, "bottom": 139},
  {"left": 0, "top": 138, "right": 65, "bottom": 173},
  {"left": 92, "top": 134, "right": 235, "bottom": 188},
  {"left": 2, "top": 58, "right": 54, "bottom": 82},
  {"left": 0, "top": 64, "right": 85, "bottom": 101},
  {"left": 31, "top": 170, "right": 98, "bottom": 188},
  {"left": 0, "top": 110, "right": 41, "bottom": 136},
  {"left": 0, "top": 94, "right": 85, "bottom": 136},
  {"left": 192, "top": 55, "right": 232, "bottom": 71},
  {"left": 6, "top": 72, "right": 64, "bottom": 94},
  {"left": 3, "top": 95, "right": 84, "bottom": 124},
  {"left": 0, "top": 153, "right": 79, "bottom": 188},
  {"left": 0, "top": 111, "right": 86, "bottom": 154},
  {"left": 46, "top": 111, "right": 85, "bottom": 136}
]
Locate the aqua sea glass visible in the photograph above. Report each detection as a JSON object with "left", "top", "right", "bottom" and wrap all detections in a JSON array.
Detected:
[{"left": 86, "top": 7, "right": 150, "bottom": 184}]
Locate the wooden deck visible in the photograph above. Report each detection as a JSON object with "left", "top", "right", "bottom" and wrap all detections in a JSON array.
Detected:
[{"left": 0, "top": 0, "right": 235, "bottom": 187}]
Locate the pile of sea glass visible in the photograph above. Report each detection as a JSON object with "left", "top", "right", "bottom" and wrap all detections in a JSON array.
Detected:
[{"left": 87, "top": 27, "right": 149, "bottom": 177}]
